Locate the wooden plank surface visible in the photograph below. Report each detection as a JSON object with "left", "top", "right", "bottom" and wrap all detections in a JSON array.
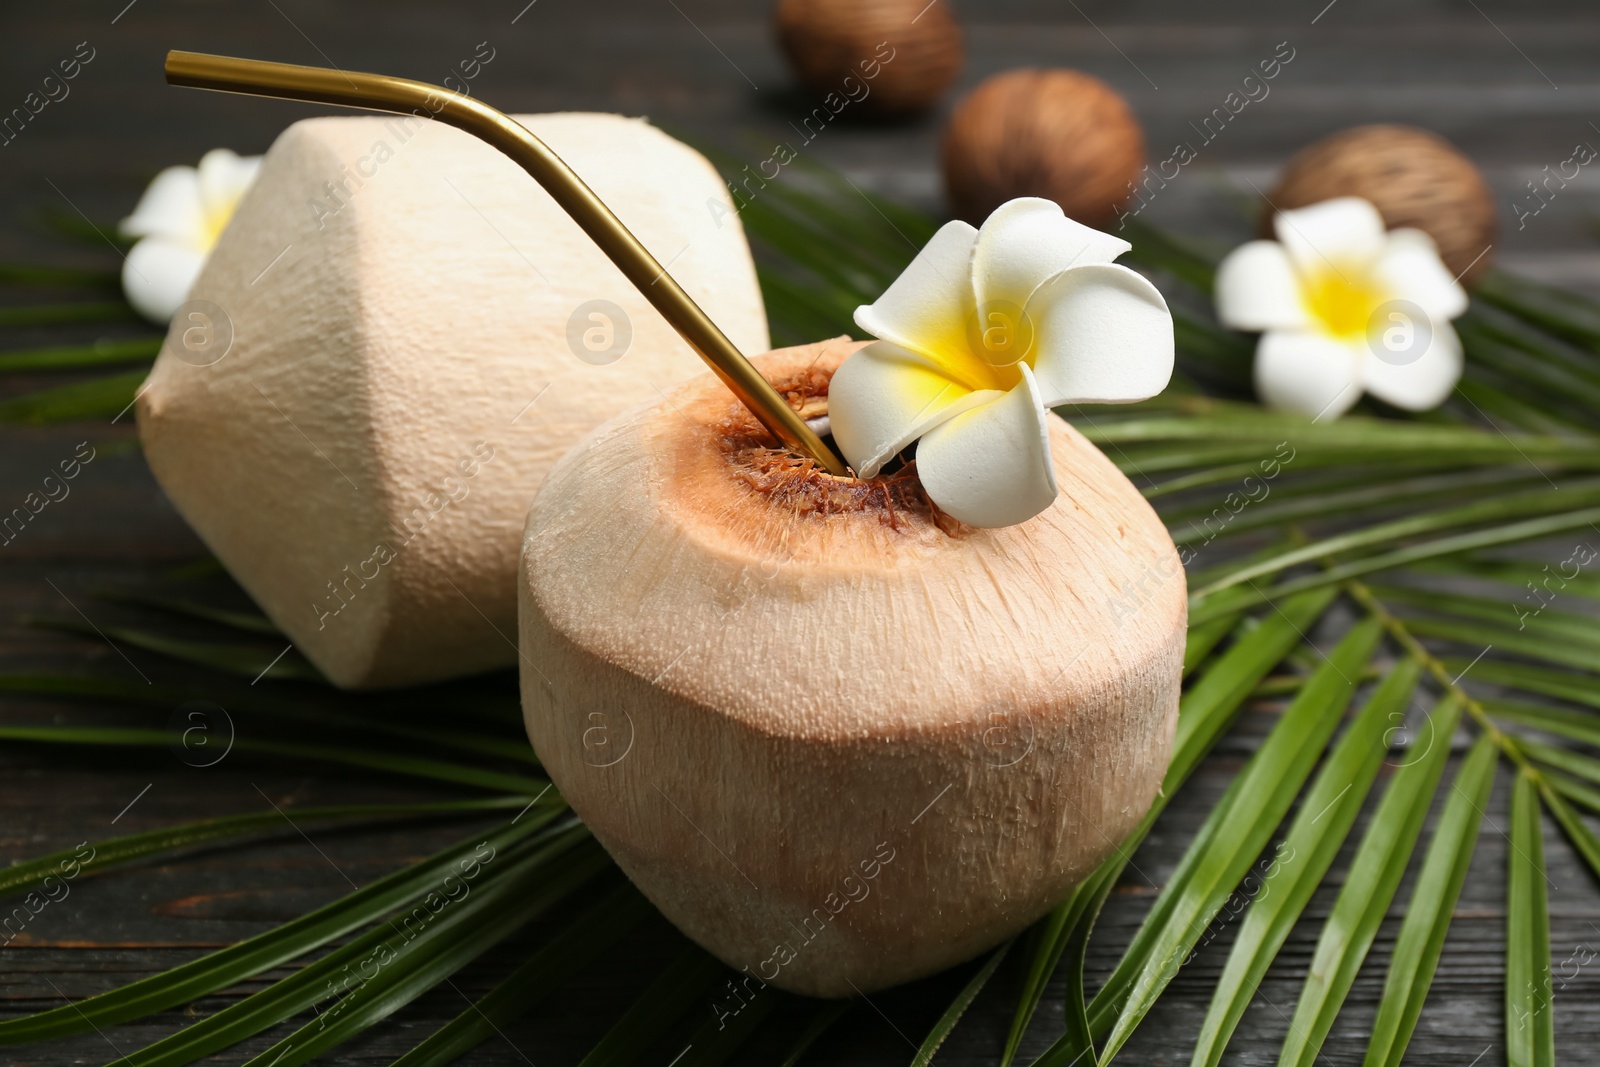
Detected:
[{"left": 4, "top": 2, "right": 1600, "bottom": 1064}]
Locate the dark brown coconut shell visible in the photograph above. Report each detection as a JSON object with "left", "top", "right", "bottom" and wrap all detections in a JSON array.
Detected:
[
  {"left": 942, "top": 68, "right": 1145, "bottom": 227},
  {"left": 1267, "top": 124, "right": 1497, "bottom": 286},
  {"left": 775, "top": 0, "right": 962, "bottom": 116}
]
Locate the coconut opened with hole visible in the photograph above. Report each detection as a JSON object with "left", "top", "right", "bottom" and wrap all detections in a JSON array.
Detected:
[
  {"left": 137, "top": 113, "right": 767, "bottom": 688},
  {"left": 519, "top": 341, "right": 1186, "bottom": 995}
]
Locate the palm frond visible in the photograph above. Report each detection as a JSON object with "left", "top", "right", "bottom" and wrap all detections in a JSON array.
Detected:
[
  {"left": 0, "top": 796, "right": 532, "bottom": 904},
  {"left": 917, "top": 941, "right": 1012, "bottom": 1067},
  {"left": 237, "top": 843, "right": 611, "bottom": 1067},
  {"left": 576, "top": 947, "right": 728, "bottom": 1066},
  {"left": 389, "top": 884, "right": 653, "bottom": 1067},
  {"left": 0, "top": 368, "right": 144, "bottom": 423},
  {"left": 0, "top": 336, "right": 158, "bottom": 372},
  {"left": 1506, "top": 769, "right": 1556, "bottom": 1067},
  {"left": 1277, "top": 693, "right": 1466, "bottom": 1066},
  {"left": 1189, "top": 656, "right": 1425, "bottom": 1067},
  {"left": 0, "top": 813, "right": 568, "bottom": 1045},
  {"left": 1362, "top": 734, "right": 1497, "bottom": 1067}
]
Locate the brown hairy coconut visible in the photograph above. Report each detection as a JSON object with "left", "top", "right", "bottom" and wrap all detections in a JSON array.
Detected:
[
  {"left": 138, "top": 112, "right": 767, "bottom": 689},
  {"left": 943, "top": 69, "right": 1145, "bottom": 228},
  {"left": 1267, "top": 124, "right": 1497, "bottom": 285},
  {"left": 518, "top": 338, "right": 1185, "bottom": 995},
  {"left": 775, "top": 0, "right": 963, "bottom": 116}
]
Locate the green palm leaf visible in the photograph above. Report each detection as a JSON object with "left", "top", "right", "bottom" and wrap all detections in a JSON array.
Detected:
[
  {"left": 1506, "top": 769, "right": 1556, "bottom": 1067},
  {"left": 0, "top": 336, "right": 158, "bottom": 371},
  {"left": 1276, "top": 692, "right": 1466, "bottom": 1067},
  {"left": 235, "top": 844, "right": 611, "bottom": 1067},
  {"left": 1456, "top": 660, "right": 1600, "bottom": 711},
  {"left": 915, "top": 940, "right": 1012, "bottom": 1067},
  {"left": 1014, "top": 588, "right": 1339, "bottom": 1067},
  {"left": 89, "top": 587, "right": 281, "bottom": 633},
  {"left": 1476, "top": 270, "right": 1600, "bottom": 347},
  {"left": 1168, "top": 588, "right": 1341, "bottom": 787},
  {"left": 0, "top": 723, "right": 547, "bottom": 793},
  {"left": 1519, "top": 739, "right": 1600, "bottom": 788},
  {"left": 0, "top": 368, "right": 145, "bottom": 423},
  {"left": 0, "top": 300, "right": 137, "bottom": 326},
  {"left": 1190, "top": 656, "right": 1425, "bottom": 1066},
  {"left": 1094, "top": 618, "right": 1384, "bottom": 1063},
  {"left": 389, "top": 883, "right": 652, "bottom": 1067},
  {"left": 0, "top": 672, "right": 537, "bottom": 766},
  {"left": 1001, "top": 915, "right": 1067, "bottom": 1065},
  {"left": 577, "top": 946, "right": 728, "bottom": 1066},
  {"left": 1491, "top": 701, "right": 1600, "bottom": 749},
  {"left": 28, "top": 617, "right": 323, "bottom": 680},
  {"left": 0, "top": 813, "right": 566, "bottom": 1044},
  {"left": 1191, "top": 484, "right": 1600, "bottom": 600},
  {"left": 0, "top": 796, "right": 531, "bottom": 904},
  {"left": 777, "top": 1001, "right": 852, "bottom": 1067},
  {"left": 1541, "top": 769, "right": 1600, "bottom": 817},
  {"left": 1363, "top": 733, "right": 1498, "bottom": 1067},
  {"left": 0, "top": 262, "right": 121, "bottom": 288},
  {"left": 1191, "top": 505, "right": 1600, "bottom": 624},
  {"left": 672, "top": 981, "right": 785, "bottom": 1066},
  {"left": 1025, "top": 866, "right": 1118, "bottom": 1067},
  {"left": 1538, "top": 777, "right": 1600, "bottom": 882}
]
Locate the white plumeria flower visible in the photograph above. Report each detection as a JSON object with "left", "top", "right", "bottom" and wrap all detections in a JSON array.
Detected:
[
  {"left": 119, "top": 148, "right": 262, "bottom": 323},
  {"left": 829, "top": 197, "right": 1174, "bottom": 529},
  {"left": 1215, "top": 196, "right": 1468, "bottom": 420}
]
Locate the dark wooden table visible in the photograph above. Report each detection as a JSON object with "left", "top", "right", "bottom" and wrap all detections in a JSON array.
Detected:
[{"left": 4, "top": 2, "right": 1600, "bottom": 1064}]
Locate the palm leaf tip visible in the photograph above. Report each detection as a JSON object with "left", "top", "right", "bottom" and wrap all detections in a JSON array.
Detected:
[{"left": 1506, "top": 769, "right": 1555, "bottom": 1067}]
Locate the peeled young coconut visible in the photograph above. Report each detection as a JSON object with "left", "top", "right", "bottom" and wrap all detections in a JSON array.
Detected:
[
  {"left": 518, "top": 338, "right": 1185, "bottom": 995},
  {"left": 137, "top": 112, "right": 768, "bottom": 689},
  {"left": 1267, "top": 124, "right": 1497, "bottom": 285}
]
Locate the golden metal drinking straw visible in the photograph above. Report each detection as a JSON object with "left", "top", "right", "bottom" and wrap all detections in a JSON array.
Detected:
[{"left": 164, "top": 49, "right": 849, "bottom": 476}]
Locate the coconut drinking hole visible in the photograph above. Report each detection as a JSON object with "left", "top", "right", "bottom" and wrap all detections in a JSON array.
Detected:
[{"left": 713, "top": 365, "right": 966, "bottom": 536}]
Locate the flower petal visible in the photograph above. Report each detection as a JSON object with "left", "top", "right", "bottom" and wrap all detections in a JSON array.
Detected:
[
  {"left": 915, "top": 363, "right": 1058, "bottom": 529},
  {"left": 828, "top": 341, "right": 999, "bottom": 478},
  {"left": 1272, "top": 197, "right": 1387, "bottom": 278},
  {"left": 971, "top": 197, "right": 1131, "bottom": 311},
  {"left": 1025, "top": 263, "right": 1174, "bottom": 406},
  {"left": 196, "top": 148, "right": 262, "bottom": 221},
  {"left": 1253, "top": 329, "right": 1362, "bottom": 420},
  {"left": 122, "top": 237, "right": 205, "bottom": 324},
  {"left": 1214, "top": 240, "right": 1311, "bottom": 332},
  {"left": 1361, "top": 319, "right": 1463, "bottom": 411},
  {"left": 853, "top": 219, "right": 977, "bottom": 366},
  {"left": 120, "top": 165, "right": 203, "bottom": 243},
  {"left": 1372, "top": 228, "right": 1469, "bottom": 321}
]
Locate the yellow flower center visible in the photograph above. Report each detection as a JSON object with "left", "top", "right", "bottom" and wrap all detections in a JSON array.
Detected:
[
  {"left": 198, "top": 192, "right": 244, "bottom": 251},
  {"left": 899, "top": 300, "right": 1037, "bottom": 398},
  {"left": 969, "top": 302, "right": 1035, "bottom": 367},
  {"left": 1301, "top": 267, "right": 1388, "bottom": 339}
]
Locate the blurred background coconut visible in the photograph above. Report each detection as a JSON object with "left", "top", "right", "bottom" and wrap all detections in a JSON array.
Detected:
[
  {"left": 1263, "top": 124, "right": 1499, "bottom": 286},
  {"left": 774, "top": 0, "right": 963, "bottom": 116},
  {"left": 941, "top": 68, "right": 1144, "bottom": 227}
]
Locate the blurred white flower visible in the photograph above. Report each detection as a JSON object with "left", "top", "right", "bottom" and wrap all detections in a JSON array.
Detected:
[
  {"left": 1215, "top": 196, "right": 1468, "bottom": 420},
  {"left": 119, "top": 148, "right": 261, "bottom": 323},
  {"left": 829, "top": 197, "right": 1174, "bottom": 529}
]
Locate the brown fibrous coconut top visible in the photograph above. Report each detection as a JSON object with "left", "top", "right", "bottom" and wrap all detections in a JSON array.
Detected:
[{"left": 710, "top": 358, "right": 965, "bottom": 536}]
